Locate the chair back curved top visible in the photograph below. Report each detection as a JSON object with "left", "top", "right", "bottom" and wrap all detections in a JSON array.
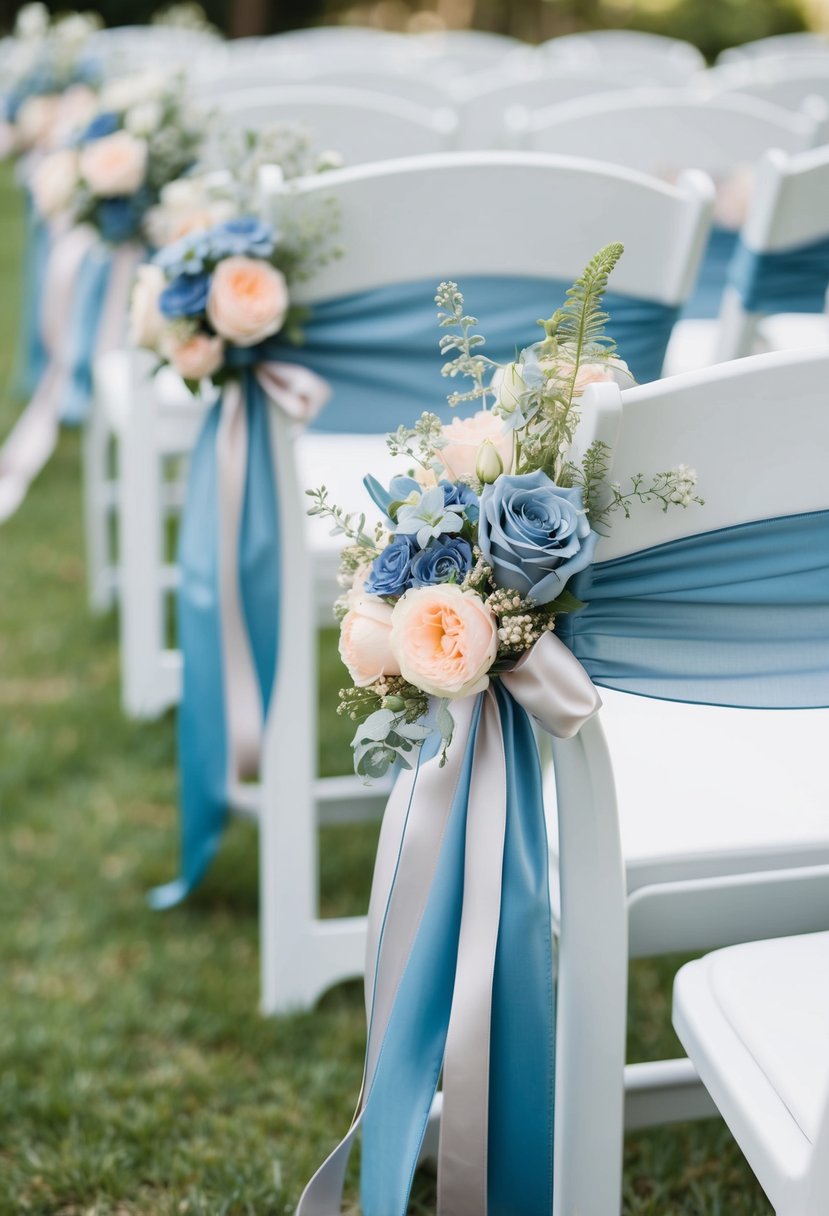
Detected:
[
  {"left": 407, "top": 28, "right": 529, "bottom": 75},
  {"left": 541, "top": 30, "right": 705, "bottom": 84},
  {"left": 204, "top": 85, "right": 458, "bottom": 164},
  {"left": 516, "top": 88, "right": 822, "bottom": 176},
  {"left": 578, "top": 347, "right": 829, "bottom": 562},
  {"left": 702, "top": 60, "right": 829, "bottom": 115},
  {"left": 717, "top": 32, "right": 829, "bottom": 66}
]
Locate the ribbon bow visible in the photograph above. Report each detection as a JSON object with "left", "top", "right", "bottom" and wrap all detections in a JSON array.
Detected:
[{"left": 299, "top": 630, "right": 601, "bottom": 1215}]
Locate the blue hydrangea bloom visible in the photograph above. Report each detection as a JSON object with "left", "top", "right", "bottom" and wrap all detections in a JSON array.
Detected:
[
  {"left": 364, "top": 535, "right": 418, "bottom": 598},
  {"left": 154, "top": 230, "right": 213, "bottom": 277},
  {"left": 96, "top": 196, "right": 143, "bottom": 243},
  {"left": 159, "top": 272, "right": 211, "bottom": 319},
  {"left": 81, "top": 111, "right": 120, "bottom": 142},
  {"left": 410, "top": 538, "right": 473, "bottom": 587},
  {"left": 208, "top": 216, "right": 276, "bottom": 260}
]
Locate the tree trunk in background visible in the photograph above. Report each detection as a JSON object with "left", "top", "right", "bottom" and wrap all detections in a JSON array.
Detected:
[{"left": 229, "top": 0, "right": 269, "bottom": 37}]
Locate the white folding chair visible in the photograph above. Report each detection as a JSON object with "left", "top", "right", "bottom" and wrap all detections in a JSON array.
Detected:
[
  {"left": 253, "top": 150, "right": 712, "bottom": 1015},
  {"left": 407, "top": 28, "right": 530, "bottom": 76},
  {"left": 204, "top": 85, "right": 459, "bottom": 164},
  {"left": 715, "top": 145, "right": 829, "bottom": 361},
  {"left": 541, "top": 29, "right": 706, "bottom": 85},
  {"left": 674, "top": 932, "right": 829, "bottom": 1215},
  {"left": 702, "top": 59, "right": 829, "bottom": 112},
  {"left": 543, "top": 349, "right": 829, "bottom": 1186},
  {"left": 717, "top": 32, "right": 829, "bottom": 66}
]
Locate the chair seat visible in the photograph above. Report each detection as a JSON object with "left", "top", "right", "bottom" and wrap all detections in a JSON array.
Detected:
[
  {"left": 663, "top": 315, "right": 829, "bottom": 378},
  {"left": 546, "top": 689, "right": 829, "bottom": 894}
]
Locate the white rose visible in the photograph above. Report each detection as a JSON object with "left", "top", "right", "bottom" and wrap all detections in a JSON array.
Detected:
[
  {"left": 15, "top": 2, "right": 49, "bottom": 38},
  {"left": 101, "top": 71, "right": 167, "bottom": 114},
  {"left": 124, "top": 101, "right": 164, "bottom": 138},
  {"left": 15, "top": 94, "right": 59, "bottom": 150},
  {"left": 31, "top": 149, "right": 79, "bottom": 218},
  {"left": 130, "top": 264, "right": 167, "bottom": 351}
]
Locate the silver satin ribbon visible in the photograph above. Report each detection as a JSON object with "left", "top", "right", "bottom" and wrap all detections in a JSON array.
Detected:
[
  {"left": 0, "top": 226, "right": 142, "bottom": 522},
  {"left": 215, "top": 362, "right": 330, "bottom": 788},
  {"left": 298, "top": 630, "right": 602, "bottom": 1214}
]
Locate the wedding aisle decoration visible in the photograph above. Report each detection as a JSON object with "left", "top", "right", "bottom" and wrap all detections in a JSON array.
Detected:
[
  {"left": 0, "top": 71, "right": 205, "bottom": 521},
  {"left": 140, "top": 196, "right": 340, "bottom": 909},
  {"left": 300, "top": 245, "right": 701, "bottom": 1213}
]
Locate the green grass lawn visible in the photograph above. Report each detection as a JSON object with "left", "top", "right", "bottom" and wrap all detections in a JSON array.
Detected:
[{"left": 0, "top": 163, "right": 771, "bottom": 1215}]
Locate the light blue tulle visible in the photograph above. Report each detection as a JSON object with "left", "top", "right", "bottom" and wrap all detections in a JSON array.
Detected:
[
  {"left": 727, "top": 232, "right": 829, "bottom": 315},
  {"left": 273, "top": 276, "right": 677, "bottom": 436},
  {"left": 149, "top": 373, "right": 279, "bottom": 909}
]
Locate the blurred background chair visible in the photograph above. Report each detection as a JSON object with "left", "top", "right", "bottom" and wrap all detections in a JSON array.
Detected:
[
  {"left": 674, "top": 932, "right": 829, "bottom": 1215},
  {"left": 540, "top": 29, "right": 706, "bottom": 86}
]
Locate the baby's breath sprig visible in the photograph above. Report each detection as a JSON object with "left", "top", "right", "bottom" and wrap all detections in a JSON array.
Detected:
[
  {"left": 337, "top": 678, "right": 428, "bottom": 725},
  {"left": 386, "top": 411, "right": 445, "bottom": 467}
]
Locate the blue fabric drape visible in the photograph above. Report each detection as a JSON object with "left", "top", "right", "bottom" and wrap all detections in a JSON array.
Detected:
[
  {"left": 149, "top": 373, "right": 280, "bottom": 909},
  {"left": 14, "top": 199, "right": 50, "bottom": 399},
  {"left": 273, "top": 277, "right": 677, "bottom": 435},
  {"left": 557, "top": 508, "right": 829, "bottom": 709},
  {"left": 59, "top": 242, "right": 115, "bottom": 426},
  {"left": 681, "top": 226, "right": 739, "bottom": 321},
  {"left": 728, "top": 232, "right": 829, "bottom": 315}
]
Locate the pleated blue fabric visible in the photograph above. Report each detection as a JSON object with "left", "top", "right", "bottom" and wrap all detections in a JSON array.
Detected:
[
  {"left": 681, "top": 226, "right": 739, "bottom": 320},
  {"left": 59, "top": 241, "right": 114, "bottom": 426},
  {"left": 727, "top": 232, "right": 829, "bottom": 315}
]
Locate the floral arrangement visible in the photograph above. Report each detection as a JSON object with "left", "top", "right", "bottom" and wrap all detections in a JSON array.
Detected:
[
  {"left": 0, "top": 5, "right": 101, "bottom": 158},
  {"left": 308, "top": 244, "right": 702, "bottom": 779},
  {"left": 30, "top": 71, "right": 203, "bottom": 244},
  {"left": 131, "top": 208, "right": 336, "bottom": 385}
]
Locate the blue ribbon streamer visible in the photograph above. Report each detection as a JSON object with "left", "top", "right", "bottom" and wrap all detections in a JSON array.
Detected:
[
  {"left": 13, "top": 199, "right": 51, "bottom": 400},
  {"left": 149, "top": 372, "right": 280, "bottom": 909},
  {"left": 59, "top": 242, "right": 115, "bottom": 427},
  {"left": 681, "top": 225, "right": 739, "bottom": 321},
  {"left": 728, "top": 232, "right": 829, "bottom": 315}
]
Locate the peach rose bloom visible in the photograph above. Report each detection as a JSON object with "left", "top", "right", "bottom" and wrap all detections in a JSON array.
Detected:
[
  {"left": 51, "top": 85, "right": 98, "bottom": 148},
  {"left": 31, "top": 148, "right": 78, "bottom": 218},
  {"left": 339, "top": 595, "right": 400, "bottom": 687},
  {"left": 165, "top": 332, "right": 225, "bottom": 381},
  {"left": 438, "top": 410, "right": 513, "bottom": 482},
  {"left": 207, "top": 256, "right": 289, "bottom": 347},
  {"left": 130, "top": 263, "right": 167, "bottom": 351},
  {"left": 390, "top": 584, "right": 497, "bottom": 700},
  {"left": 16, "top": 94, "right": 60, "bottom": 149},
  {"left": 549, "top": 355, "right": 635, "bottom": 393},
  {"left": 80, "top": 130, "right": 148, "bottom": 198}
]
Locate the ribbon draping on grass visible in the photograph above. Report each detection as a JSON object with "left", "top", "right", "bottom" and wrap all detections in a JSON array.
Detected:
[
  {"left": 148, "top": 362, "right": 330, "bottom": 911},
  {"left": 0, "top": 225, "right": 143, "bottom": 521}
]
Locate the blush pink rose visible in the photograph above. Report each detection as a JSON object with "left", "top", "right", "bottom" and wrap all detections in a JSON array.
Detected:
[
  {"left": 31, "top": 148, "right": 79, "bottom": 217},
  {"left": 79, "top": 130, "right": 148, "bottom": 198},
  {"left": 206, "top": 256, "right": 288, "bottom": 347},
  {"left": 339, "top": 595, "right": 400, "bottom": 687},
  {"left": 164, "top": 332, "right": 225, "bottom": 381},
  {"left": 438, "top": 410, "right": 513, "bottom": 482},
  {"left": 390, "top": 584, "right": 497, "bottom": 700},
  {"left": 16, "top": 94, "right": 60, "bottom": 149},
  {"left": 546, "top": 355, "right": 635, "bottom": 394}
]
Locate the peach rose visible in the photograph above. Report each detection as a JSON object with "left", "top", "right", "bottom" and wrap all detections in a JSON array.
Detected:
[
  {"left": 547, "top": 355, "right": 635, "bottom": 394},
  {"left": 129, "top": 264, "right": 167, "bottom": 351},
  {"left": 16, "top": 94, "right": 60, "bottom": 149},
  {"left": 31, "top": 148, "right": 78, "bottom": 217},
  {"left": 390, "top": 584, "right": 497, "bottom": 700},
  {"left": 438, "top": 410, "right": 513, "bottom": 482},
  {"left": 79, "top": 130, "right": 148, "bottom": 198},
  {"left": 51, "top": 85, "right": 98, "bottom": 148},
  {"left": 339, "top": 595, "right": 400, "bottom": 687},
  {"left": 163, "top": 332, "right": 225, "bottom": 381},
  {"left": 206, "top": 256, "right": 288, "bottom": 347}
]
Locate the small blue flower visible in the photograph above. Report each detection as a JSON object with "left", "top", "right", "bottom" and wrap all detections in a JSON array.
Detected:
[
  {"left": 96, "top": 195, "right": 143, "bottom": 243},
  {"left": 81, "top": 111, "right": 120, "bottom": 142},
  {"left": 410, "top": 538, "right": 473, "bottom": 588},
  {"left": 364, "top": 535, "right": 418, "bottom": 598},
  {"left": 159, "top": 272, "right": 211, "bottom": 319},
  {"left": 363, "top": 474, "right": 422, "bottom": 519},
  {"left": 440, "top": 479, "right": 479, "bottom": 523},
  {"left": 395, "top": 485, "right": 464, "bottom": 549},
  {"left": 154, "top": 231, "right": 213, "bottom": 277},
  {"left": 208, "top": 216, "right": 276, "bottom": 260}
]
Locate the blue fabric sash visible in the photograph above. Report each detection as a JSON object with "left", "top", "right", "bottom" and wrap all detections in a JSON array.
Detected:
[
  {"left": 59, "top": 241, "right": 116, "bottom": 426},
  {"left": 274, "top": 277, "right": 677, "bottom": 436},
  {"left": 727, "top": 232, "right": 829, "bottom": 315},
  {"left": 681, "top": 226, "right": 739, "bottom": 321},
  {"left": 14, "top": 200, "right": 50, "bottom": 400},
  {"left": 149, "top": 373, "right": 280, "bottom": 909},
  {"left": 557, "top": 509, "right": 829, "bottom": 708}
]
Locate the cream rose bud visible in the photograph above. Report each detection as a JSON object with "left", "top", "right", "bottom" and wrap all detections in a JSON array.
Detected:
[
  {"left": 438, "top": 409, "right": 513, "bottom": 482},
  {"left": 165, "top": 332, "right": 225, "bottom": 381},
  {"left": 31, "top": 149, "right": 78, "bottom": 217},
  {"left": 475, "top": 439, "right": 505, "bottom": 485},
  {"left": 206, "top": 256, "right": 289, "bottom": 347},
  {"left": 129, "top": 264, "right": 167, "bottom": 350},
  {"left": 390, "top": 584, "right": 498, "bottom": 700},
  {"left": 492, "top": 361, "right": 528, "bottom": 414},
  {"left": 80, "top": 131, "right": 149, "bottom": 198},
  {"left": 339, "top": 595, "right": 400, "bottom": 688}
]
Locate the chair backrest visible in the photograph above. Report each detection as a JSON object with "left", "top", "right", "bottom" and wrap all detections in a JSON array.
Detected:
[
  {"left": 714, "top": 144, "right": 829, "bottom": 360},
  {"left": 268, "top": 150, "right": 711, "bottom": 305},
  {"left": 514, "top": 88, "right": 821, "bottom": 176},
  {"left": 717, "top": 32, "right": 829, "bottom": 66},
  {"left": 702, "top": 60, "right": 829, "bottom": 114},
  {"left": 202, "top": 85, "right": 458, "bottom": 164},
  {"left": 541, "top": 30, "right": 705, "bottom": 85},
  {"left": 455, "top": 67, "right": 643, "bottom": 150},
  {"left": 407, "top": 28, "right": 529, "bottom": 75}
]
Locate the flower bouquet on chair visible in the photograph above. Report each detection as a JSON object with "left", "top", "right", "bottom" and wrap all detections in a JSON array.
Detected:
[
  {"left": 300, "top": 245, "right": 701, "bottom": 1215},
  {"left": 141, "top": 209, "right": 339, "bottom": 910}
]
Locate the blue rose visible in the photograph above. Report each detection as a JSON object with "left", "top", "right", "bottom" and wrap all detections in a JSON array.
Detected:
[
  {"left": 208, "top": 216, "right": 276, "bottom": 260},
  {"left": 364, "top": 535, "right": 418, "bottom": 598},
  {"left": 96, "top": 190, "right": 150, "bottom": 243},
  {"left": 410, "top": 538, "right": 473, "bottom": 587},
  {"left": 478, "top": 470, "right": 597, "bottom": 604},
  {"left": 159, "top": 272, "right": 211, "bottom": 319},
  {"left": 154, "top": 231, "right": 212, "bottom": 277},
  {"left": 440, "top": 479, "right": 479, "bottom": 522},
  {"left": 81, "top": 111, "right": 120, "bottom": 142}
]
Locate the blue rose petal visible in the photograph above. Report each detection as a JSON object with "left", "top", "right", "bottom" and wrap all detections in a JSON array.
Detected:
[{"left": 159, "top": 272, "right": 211, "bottom": 319}]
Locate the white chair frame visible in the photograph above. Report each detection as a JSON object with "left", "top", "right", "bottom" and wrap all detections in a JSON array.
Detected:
[
  {"left": 540, "top": 29, "right": 706, "bottom": 85},
  {"left": 716, "top": 145, "right": 829, "bottom": 361}
]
